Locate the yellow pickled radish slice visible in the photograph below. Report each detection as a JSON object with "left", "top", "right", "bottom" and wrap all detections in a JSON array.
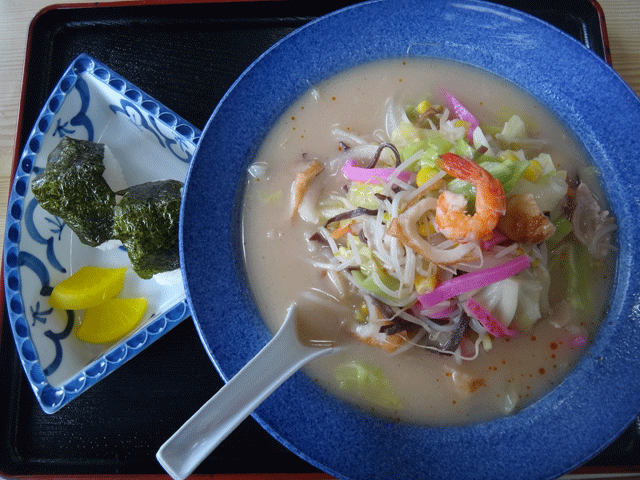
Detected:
[
  {"left": 76, "top": 297, "right": 148, "bottom": 344},
  {"left": 49, "top": 266, "right": 127, "bottom": 310}
]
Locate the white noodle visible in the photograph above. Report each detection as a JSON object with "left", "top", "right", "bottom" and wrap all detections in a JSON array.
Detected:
[
  {"left": 388, "top": 236, "right": 403, "bottom": 279},
  {"left": 331, "top": 127, "right": 369, "bottom": 146},
  {"left": 317, "top": 227, "right": 339, "bottom": 254},
  {"left": 495, "top": 242, "right": 520, "bottom": 258},
  {"left": 373, "top": 129, "right": 388, "bottom": 143},
  {"left": 398, "top": 309, "right": 457, "bottom": 333},
  {"left": 299, "top": 290, "right": 353, "bottom": 314},
  {"left": 389, "top": 329, "right": 427, "bottom": 356},
  {"left": 325, "top": 269, "right": 346, "bottom": 298},
  {"left": 310, "top": 258, "right": 356, "bottom": 272},
  {"left": 347, "top": 233, "right": 362, "bottom": 266},
  {"left": 403, "top": 246, "right": 416, "bottom": 287}
]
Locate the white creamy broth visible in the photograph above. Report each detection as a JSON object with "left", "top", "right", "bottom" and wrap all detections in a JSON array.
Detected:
[{"left": 241, "top": 59, "right": 614, "bottom": 425}]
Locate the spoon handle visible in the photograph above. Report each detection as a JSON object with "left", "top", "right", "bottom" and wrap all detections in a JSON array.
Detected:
[{"left": 156, "top": 306, "right": 336, "bottom": 480}]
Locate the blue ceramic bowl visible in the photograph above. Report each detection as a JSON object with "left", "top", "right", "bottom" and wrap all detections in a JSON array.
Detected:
[{"left": 180, "top": 1, "right": 640, "bottom": 478}]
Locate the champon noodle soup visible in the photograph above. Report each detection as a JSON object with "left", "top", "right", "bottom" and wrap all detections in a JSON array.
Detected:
[{"left": 241, "top": 59, "right": 616, "bottom": 425}]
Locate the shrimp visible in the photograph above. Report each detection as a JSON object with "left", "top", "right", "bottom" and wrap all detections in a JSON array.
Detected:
[
  {"left": 435, "top": 153, "right": 506, "bottom": 243},
  {"left": 498, "top": 193, "right": 556, "bottom": 244}
]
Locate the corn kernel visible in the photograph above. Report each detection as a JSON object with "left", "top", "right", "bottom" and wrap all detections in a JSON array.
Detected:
[
  {"left": 415, "top": 274, "right": 437, "bottom": 294},
  {"left": 355, "top": 302, "right": 369, "bottom": 324},
  {"left": 416, "top": 100, "right": 431, "bottom": 115},
  {"left": 522, "top": 160, "right": 543, "bottom": 182},
  {"left": 482, "top": 334, "right": 493, "bottom": 352},
  {"left": 416, "top": 166, "right": 439, "bottom": 186},
  {"left": 499, "top": 151, "right": 519, "bottom": 163},
  {"left": 417, "top": 215, "right": 435, "bottom": 237},
  {"left": 454, "top": 120, "right": 471, "bottom": 134}
]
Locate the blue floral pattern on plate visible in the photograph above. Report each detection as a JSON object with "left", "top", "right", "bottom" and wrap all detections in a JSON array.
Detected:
[{"left": 4, "top": 53, "right": 198, "bottom": 414}]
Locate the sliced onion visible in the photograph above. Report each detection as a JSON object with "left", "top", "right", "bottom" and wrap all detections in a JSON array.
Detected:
[
  {"left": 441, "top": 89, "right": 479, "bottom": 142},
  {"left": 416, "top": 255, "right": 530, "bottom": 309},
  {"left": 464, "top": 298, "right": 520, "bottom": 338}
]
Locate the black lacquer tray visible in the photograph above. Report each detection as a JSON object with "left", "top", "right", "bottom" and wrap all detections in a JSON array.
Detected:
[{"left": 3, "top": 1, "right": 636, "bottom": 478}]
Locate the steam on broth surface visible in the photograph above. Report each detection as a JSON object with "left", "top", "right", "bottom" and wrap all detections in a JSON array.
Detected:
[{"left": 242, "top": 59, "right": 616, "bottom": 425}]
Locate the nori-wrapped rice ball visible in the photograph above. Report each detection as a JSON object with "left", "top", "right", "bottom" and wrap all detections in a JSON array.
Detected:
[
  {"left": 31, "top": 136, "right": 116, "bottom": 247},
  {"left": 113, "top": 179, "right": 183, "bottom": 279}
]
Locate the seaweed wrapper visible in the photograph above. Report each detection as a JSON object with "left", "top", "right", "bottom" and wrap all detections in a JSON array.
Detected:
[
  {"left": 113, "top": 180, "right": 183, "bottom": 279},
  {"left": 31, "top": 136, "right": 116, "bottom": 247}
]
